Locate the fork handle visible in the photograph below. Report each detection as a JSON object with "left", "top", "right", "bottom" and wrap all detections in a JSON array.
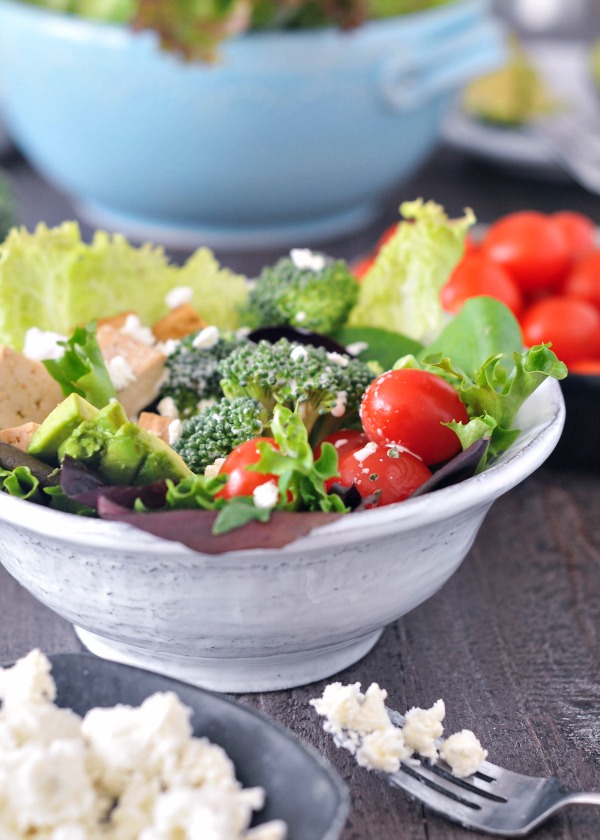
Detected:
[{"left": 560, "top": 792, "right": 600, "bottom": 808}]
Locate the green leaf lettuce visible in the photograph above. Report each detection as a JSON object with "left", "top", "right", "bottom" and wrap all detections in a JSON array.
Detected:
[
  {"left": 347, "top": 198, "right": 475, "bottom": 341},
  {"left": 0, "top": 222, "right": 249, "bottom": 350}
]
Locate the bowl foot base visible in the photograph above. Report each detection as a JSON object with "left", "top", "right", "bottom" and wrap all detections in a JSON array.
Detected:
[
  {"left": 76, "top": 199, "right": 379, "bottom": 252},
  {"left": 73, "top": 625, "right": 384, "bottom": 693}
]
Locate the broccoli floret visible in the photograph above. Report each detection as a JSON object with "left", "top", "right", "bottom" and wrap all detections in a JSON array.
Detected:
[
  {"left": 218, "top": 337, "right": 375, "bottom": 442},
  {"left": 173, "top": 397, "right": 269, "bottom": 473},
  {"left": 159, "top": 328, "right": 247, "bottom": 418},
  {"left": 242, "top": 255, "right": 359, "bottom": 334}
]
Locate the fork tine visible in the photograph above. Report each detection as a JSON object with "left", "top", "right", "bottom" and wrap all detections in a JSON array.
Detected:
[
  {"left": 397, "top": 760, "right": 503, "bottom": 806},
  {"left": 476, "top": 761, "right": 549, "bottom": 799},
  {"left": 386, "top": 763, "right": 484, "bottom": 829},
  {"left": 422, "top": 759, "right": 507, "bottom": 802}
]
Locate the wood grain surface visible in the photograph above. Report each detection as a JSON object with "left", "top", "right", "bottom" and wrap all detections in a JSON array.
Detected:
[{"left": 2, "top": 466, "right": 600, "bottom": 838}]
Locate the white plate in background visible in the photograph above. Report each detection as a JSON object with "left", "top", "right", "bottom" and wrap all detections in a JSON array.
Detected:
[{"left": 442, "top": 39, "right": 598, "bottom": 179}]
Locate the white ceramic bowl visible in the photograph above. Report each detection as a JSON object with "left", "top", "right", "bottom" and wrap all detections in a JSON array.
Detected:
[{"left": 0, "top": 380, "right": 564, "bottom": 693}]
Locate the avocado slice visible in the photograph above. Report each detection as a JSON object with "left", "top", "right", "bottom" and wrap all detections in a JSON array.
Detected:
[
  {"left": 58, "top": 400, "right": 129, "bottom": 466},
  {"left": 28, "top": 393, "right": 99, "bottom": 465},
  {"left": 98, "top": 422, "right": 192, "bottom": 485},
  {"left": 463, "top": 35, "right": 560, "bottom": 127},
  {"left": 135, "top": 445, "right": 192, "bottom": 485},
  {"left": 99, "top": 422, "right": 150, "bottom": 485}
]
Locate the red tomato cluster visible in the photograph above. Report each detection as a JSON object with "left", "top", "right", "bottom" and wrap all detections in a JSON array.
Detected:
[
  {"left": 474, "top": 210, "right": 600, "bottom": 371},
  {"left": 355, "top": 210, "right": 600, "bottom": 373}
]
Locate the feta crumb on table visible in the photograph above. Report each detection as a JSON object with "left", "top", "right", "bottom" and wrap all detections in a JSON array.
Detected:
[
  {"left": 0, "top": 650, "right": 287, "bottom": 840},
  {"left": 311, "top": 681, "right": 487, "bottom": 779}
]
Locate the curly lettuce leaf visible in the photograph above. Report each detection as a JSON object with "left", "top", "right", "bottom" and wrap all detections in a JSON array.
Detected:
[
  {"left": 348, "top": 199, "right": 475, "bottom": 341},
  {"left": 43, "top": 321, "right": 117, "bottom": 408},
  {"left": 247, "top": 404, "right": 347, "bottom": 516},
  {"left": 175, "top": 247, "right": 249, "bottom": 330},
  {"left": 0, "top": 465, "right": 42, "bottom": 502},
  {"left": 0, "top": 222, "right": 249, "bottom": 350}
]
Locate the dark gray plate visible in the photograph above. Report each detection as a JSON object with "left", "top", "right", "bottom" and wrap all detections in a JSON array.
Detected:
[{"left": 28, "top": 653, "right": 349, "bottom": 840}]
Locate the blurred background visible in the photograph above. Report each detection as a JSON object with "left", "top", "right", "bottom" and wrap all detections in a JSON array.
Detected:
[{"left": 1, "top": 0, "right": 600, "bottom": 275}]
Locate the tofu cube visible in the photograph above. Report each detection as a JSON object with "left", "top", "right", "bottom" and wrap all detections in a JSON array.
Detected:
[
  {"left": 153, "top": 303, "right": 206, "bottom": 342},
  {"left": 138, "top": 412, "right": 171, "bottom": 444},
  {"left": 96, "top": 325, "right": 166, "bottom": 419},
  {"left": 0, "top": 346, "right": 63, "bottom": 429},
  {"left": 0, "top": 421, "right": 40, "bottom": 452}
]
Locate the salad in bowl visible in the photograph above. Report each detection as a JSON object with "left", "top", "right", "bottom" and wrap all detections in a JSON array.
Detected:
[{"left": 0, "top": 200, "right": 566, "bottom": 691}]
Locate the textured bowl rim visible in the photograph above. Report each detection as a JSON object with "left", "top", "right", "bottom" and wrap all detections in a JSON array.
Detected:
[{"left": 0, "top": 378, "right": 565, "bottom": 557}]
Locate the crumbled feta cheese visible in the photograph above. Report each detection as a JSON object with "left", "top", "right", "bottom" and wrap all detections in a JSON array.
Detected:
[
  {"left": 439, "top": 730, "right": 488, "bottom": 778},
  {"left": 196, "top": 398, "right": 217, "bottom": 413},
  {"left": 192, "top": 326, "right": 220, "bottom": 350},
  {"left": 326, "top": 351, "right": 349, "bottom": 367},
  {"left": 204, "top": 458, "right": 226, "bottom": 479},
  {"left": 402, "top": 700, "right": 445, "bottom": 761},
  {"left": 253, "top": 480, "right": 279, "bottom": 510},
  {"left": 157, "top": 397, "right": 180, "bottom": 420},
  {"left": 356, "top": 728, "right": 411, "bottom": 773},
  {"left": 0, "top": 649, "right": 56, "bottom": 709},
  {"left": 331, "top": 391, "right": 347, "bottom": 418},
  {"left": 157, "top": 338, "right": 181, "bottom": 357},
  {"left": 312, "top": 682, "right": 487, "bottom": 780},
  {"left": 0, "top": 651, "right": 287, "bottom": 840},
  {"left": 290, "top": 248, "right": 326, "bottom": 272},
  {"left": 352, "top": 442, "right": 378, "bottom": 463},
  {"left": 164, "top": 286, "right": 194, "bottom": 310},
  {"left": 168, "top": 419, "right": 183, "bottom": 446},
  {"left": 290, "top": 345, "right": 308, "bottom": 362},
  {"left": 22, "top": 328, "right": 67, "bottom": 362},
  {"left": 345, "top": 341, "right": 369, "bottom": 357},
  {"left": 310, "top": 683, "right": 409, "bottom": 773},
  {"left": 120, "top": 314, "right": 156, "bottom": 347},
  {"left": 107, "top": 355, "right": 137, "bottom": 391}
]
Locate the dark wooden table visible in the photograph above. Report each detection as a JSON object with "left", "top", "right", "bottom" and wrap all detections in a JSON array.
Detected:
[{"left": 2, "top": 133, "right": 600, "bottom": 839}]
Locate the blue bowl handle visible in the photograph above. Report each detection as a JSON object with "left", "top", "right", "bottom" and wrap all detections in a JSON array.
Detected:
[{"left": 380, "top": 19, "right": 507, "bottom": 111}]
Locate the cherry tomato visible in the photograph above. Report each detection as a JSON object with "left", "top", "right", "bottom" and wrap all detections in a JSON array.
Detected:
[
  {"left": 441, "top": 254, "right": 523, "bottom": 316},
  {"left": 520, "top": 296, "right": 600, "bottom": 366},
  {"left": 376, "top": 222, "right": 400, "bottom": 250},
  {"left": 481, "top": 211, "right": 570, "bottom": 294},
  {"left": 463, "top": 233, "right": 480, "bottom": 255},
  {"left": 336, "top": 442, "right": 431, "bottom": 507},
  {"left": 567, "top": 358, "right": 600, "bottom": 375},
  {"left": 562, "top": 249, "right": 600, "bottom": 309},
  {"left": 352, "top": 256, "right": 375, "bottom": 280},
  {"left": 314, "top": 429, "right": 370, "bottom": 491},
  {"left": 552, "top": 211, "right": 596, "bottom": 262},
  {"left": 359, "top": 369, "right": 469, "bottom": 466},
  {"left": 315, "top": 429, "right": 369, "bottom": 461},
  {"left": 217, "top": 437, "right": 280, "bottom": 501}
]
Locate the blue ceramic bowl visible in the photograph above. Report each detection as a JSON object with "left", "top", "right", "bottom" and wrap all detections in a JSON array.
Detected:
[{"left": 0, "top": 0, "right": 503, "bottom": 247}]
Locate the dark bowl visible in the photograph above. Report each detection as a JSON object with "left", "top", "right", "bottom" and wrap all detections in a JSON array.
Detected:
[
  {"left": 546, "top": 373, "right": 600, "bottom": 471},
  {"left": 25, "top": 653, "right": 349, "bottom": 840}
]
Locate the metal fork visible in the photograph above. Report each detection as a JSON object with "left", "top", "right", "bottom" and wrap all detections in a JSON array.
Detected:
[
  {"left": 385, "top": 709, "right": 600, "bottom": 836},
  {"left": 528, "top": 107, "right": 600, "bottom": 195}
]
